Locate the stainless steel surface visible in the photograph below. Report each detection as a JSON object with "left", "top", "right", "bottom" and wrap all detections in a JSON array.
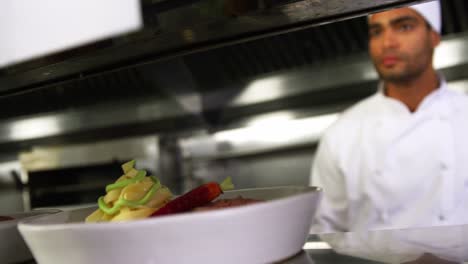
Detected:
[
  {"left": 0, "top": 0, "right": 466, "bottom": 133},
  {"left": 14, "top": 136, "right": 168, "bottom": 210},
  {"left": 0, "top": 95, "right": 201, "bottom": 153},
  {"left": 158, "top": 135, "right": 185, "bottom": 194},
  {"left": 0, "top": 3, "right": 468, "bottom": 154},
  {"left": 450, "top": 79, "right": 468, "bottom": 94},
  {"left": 18, "top": 136, "right": 159, "bottom": 173},
  {"left": 281, "top": 251, "right": 315, "bottom": 264},
  {"left": 2, "top": 31, "right": 468, "bottom": 152},
  {"left": 180, "top": 113, "right": 337, "bottom": 159},
  {"left": 181, "top": 74, "right": 468, "bottom": 161},
  {"left": 0, "top": 161, "right": 23, "bottom": 213},
  {"left": 316, "top": 225, "right": 468, "bottom": 263},
  {"left": 184, "top": 146, "right": 314, "bottom": 192},
  {"left": 202, "top": 32, "right": 468, "bottom": 113}
]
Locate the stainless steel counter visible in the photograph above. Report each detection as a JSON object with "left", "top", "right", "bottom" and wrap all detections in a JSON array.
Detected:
[{"left": 301, "top": 223, "right": 468, "bottom": 264}]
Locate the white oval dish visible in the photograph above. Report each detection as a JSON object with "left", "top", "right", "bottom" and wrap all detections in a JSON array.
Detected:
[
  {"left": 19, "top": 186, "right": 322, "bottom": 264},
  {"left": 0, "top": 209, "right": 61, "bottom": 263}
]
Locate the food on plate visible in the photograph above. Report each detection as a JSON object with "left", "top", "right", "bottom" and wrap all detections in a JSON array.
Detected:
[
  {"left": 0, "top": 216, "right": 14, "bottom": 222},
  {"left": 150, "top": 177, "right": 234, "bottom": 217},
  {"left": 86, "top": 160, "right": 173, "bottom": 222},
  {"left": 87, "top": 159, "right": 268, "bottom": 222},
  {"left": 192, "top": 196, "right": 263, "bottom": 211},
  {"left": 86, "top": 160, "right": 237, "bottom": 222}
]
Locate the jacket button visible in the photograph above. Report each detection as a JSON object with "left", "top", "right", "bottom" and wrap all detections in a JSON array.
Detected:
[
  {"left": 439, "top": 215, "right": 446, "bottom": 221},
  {"left": 440, "top": 162, "right": 449, "bottom": 171},
  {"left": 379, "top": 211, "right": 388, "bottom": 222}
]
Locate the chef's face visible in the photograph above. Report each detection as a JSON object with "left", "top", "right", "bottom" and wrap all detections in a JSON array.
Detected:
[{"left": 368, "top": 8, "right": 440, "bottom": 83}]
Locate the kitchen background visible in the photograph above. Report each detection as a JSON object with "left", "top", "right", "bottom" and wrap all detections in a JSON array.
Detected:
[{"left": 1, "top": 0, "right": 467, "bottom": 212}]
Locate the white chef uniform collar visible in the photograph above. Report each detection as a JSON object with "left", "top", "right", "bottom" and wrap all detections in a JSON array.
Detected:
[{"left": 377, "top": 75, "right": 448, "bottom": 114}]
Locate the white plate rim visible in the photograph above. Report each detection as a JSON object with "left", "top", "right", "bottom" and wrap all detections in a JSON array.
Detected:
[{"left": 19, "top": 186, "right": 321, "bottom": 231}]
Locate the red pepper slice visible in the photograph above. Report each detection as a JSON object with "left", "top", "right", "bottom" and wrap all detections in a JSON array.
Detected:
[
  {"left": 151, "top": 182, "right": 222, "bottom": 217},
  {"left": 151, "top": 177, "right": 233, "bottom": 217}
]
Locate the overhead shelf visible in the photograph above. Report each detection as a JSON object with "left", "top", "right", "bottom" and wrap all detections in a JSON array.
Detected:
[{"left": 0, "top": 0, "right": 429, "bottom": 95}]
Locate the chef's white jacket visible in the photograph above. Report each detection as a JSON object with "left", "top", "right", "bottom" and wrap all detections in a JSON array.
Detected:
[{"left": 310, "top": 78, "right": 468, "bottom": 233}]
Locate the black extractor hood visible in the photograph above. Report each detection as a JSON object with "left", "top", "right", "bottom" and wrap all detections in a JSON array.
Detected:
[{"left": 0, "top": 0, "right": 431, "bottom": 96}]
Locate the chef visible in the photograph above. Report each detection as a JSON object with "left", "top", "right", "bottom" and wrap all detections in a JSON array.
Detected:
[{"left": 310, "top": 0, "right": 468, "bottom": 233}]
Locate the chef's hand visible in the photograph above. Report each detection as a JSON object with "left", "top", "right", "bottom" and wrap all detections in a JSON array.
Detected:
[{"left": 402, "top": 253, "right": 457, "bottom": 264}]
